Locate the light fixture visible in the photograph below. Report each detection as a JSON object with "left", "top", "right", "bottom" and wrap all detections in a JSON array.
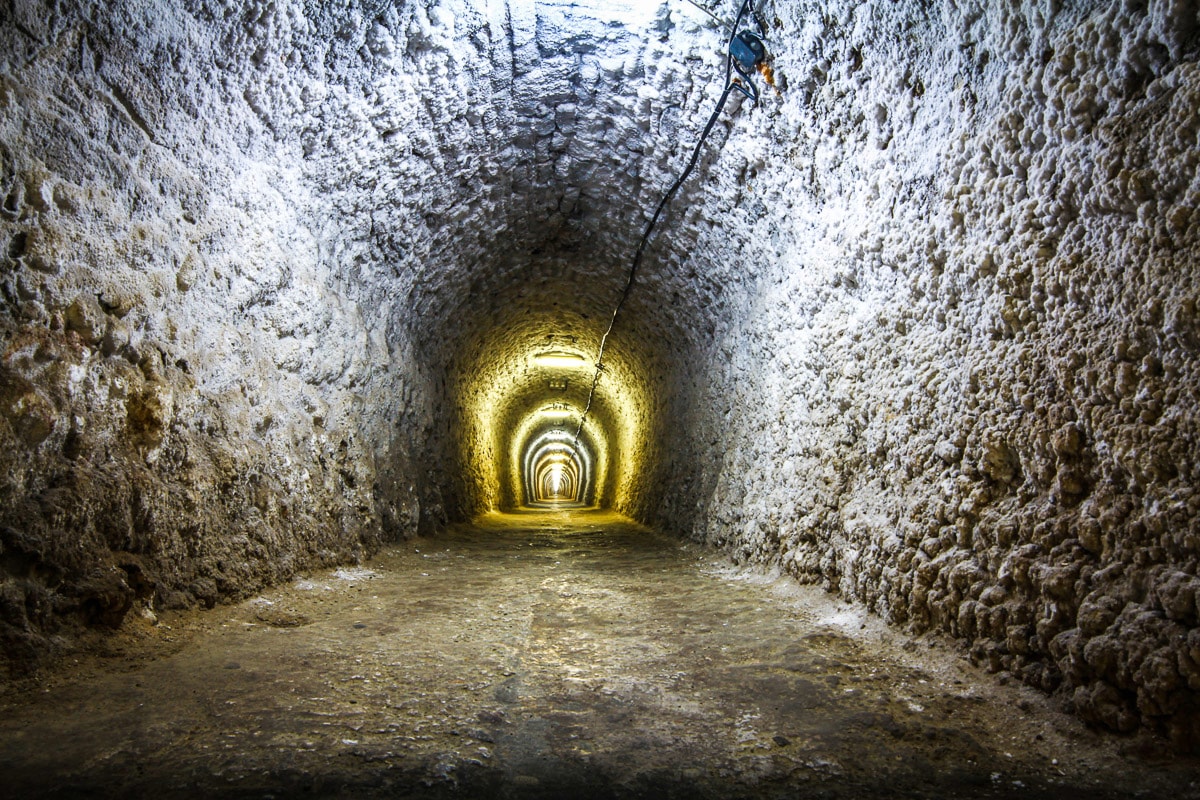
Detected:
[{"left": 534, "top": 351, "right": 587, "bottom": 368}]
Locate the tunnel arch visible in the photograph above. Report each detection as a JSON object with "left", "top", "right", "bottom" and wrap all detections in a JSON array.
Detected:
[
  {"left": 446, "top": 307, "right": 671, "bottom": 517},
  {"left": 521, "top": 424, "right": 594, "bottom": 506},
  {"left": 526, "top": 434, "right": 586, "bottom": 505}
]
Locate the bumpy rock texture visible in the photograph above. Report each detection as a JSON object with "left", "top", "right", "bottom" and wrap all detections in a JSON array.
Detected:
[
  {"left": 1, "top": 0, "right": 1198, "bottom": 748},
  {"left": 683, "top": 0, "right": 1200, "bottom": 748},
  {"left": 0, "top": 0, "right": 432, "bottom": 670}
]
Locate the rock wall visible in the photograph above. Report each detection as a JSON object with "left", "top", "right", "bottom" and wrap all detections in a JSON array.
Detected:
[
  {"left": 0, "top": 0, "right": 429, "bottom": 674},
  {"left": 679, "top": 0, "right": 1200, "bottom": 745},
  {"left": 2, "top": 0, "right": 1198, "bottom": 747}
]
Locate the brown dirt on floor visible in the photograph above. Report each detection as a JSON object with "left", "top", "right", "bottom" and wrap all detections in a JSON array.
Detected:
[{"left": 1, "top": 509, "right": 1198, "bottom": 799}]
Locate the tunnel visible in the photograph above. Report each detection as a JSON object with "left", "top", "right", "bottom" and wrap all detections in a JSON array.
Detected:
[{"left": 1, "top": 0, "right": 1200, "bottom": 795}]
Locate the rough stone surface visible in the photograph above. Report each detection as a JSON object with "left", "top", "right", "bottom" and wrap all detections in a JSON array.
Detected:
[
  {"left": 1, "top": 0, "right": 1198, "bottom": 747},
  {"left": 0, "top": 0, "right": 429, "bottom": 673},
  {"left": 677, "top": 0, "right": 1200, "bottom": 749},
  {"left": 4, "top": 512, "right": 1199, "bottom": 799}
]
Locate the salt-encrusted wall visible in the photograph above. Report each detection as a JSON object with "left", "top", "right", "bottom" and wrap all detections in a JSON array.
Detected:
[
  {"left": 680, "top": 0, "right": 1200, "bottom": 745},
  {"left": 0, "top": 0, "right": 432, "bottom": 672},
  {"left": 2, "top": 0, "right": 1198, "bottom": 745}
]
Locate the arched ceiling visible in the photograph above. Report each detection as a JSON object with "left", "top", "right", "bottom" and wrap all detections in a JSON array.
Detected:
[{"left": 293, "top": 0, "right": 776, "bottom": 516}]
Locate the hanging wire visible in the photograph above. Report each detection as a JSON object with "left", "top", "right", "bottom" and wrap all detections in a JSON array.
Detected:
[
  {"left": 570, "top": 0, "right": 765, "bottom": 458},
  {"left": 680, "top": 0, "right": 729, "bottom": 27}
]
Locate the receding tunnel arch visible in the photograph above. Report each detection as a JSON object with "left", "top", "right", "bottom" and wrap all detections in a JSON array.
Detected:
[
  {"left": 366, "top": 0, "right": 740, "bottom": 526},
  {"left": 523, "top": 428, "right": 593, "bottom": 506},
  {"left": 448, "top": 311, "right": 664, "bottom": 517},
  {"left": 529, "top": 442, "right": 583, "bottom": 505},
  {"left": 501, "top": 369, "right": 609, "bottom": 510}
]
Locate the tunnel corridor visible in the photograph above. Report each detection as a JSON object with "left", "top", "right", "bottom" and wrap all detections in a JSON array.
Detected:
[
  {"left": 4, "top": 510, "right": 1198, "bottom": 799},
  {"left": 2, "top": 0, "right": 1200, "bottom": 795}
]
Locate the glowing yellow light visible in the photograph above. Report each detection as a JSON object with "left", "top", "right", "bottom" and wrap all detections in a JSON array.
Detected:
[
  {"left": 534, "top": 351, "right": 587, "bottom": 368},
  {"left": 548, "top": 464, "right": 565, "bottom": 496},
  {"left": 454, "top": 311, "right": 652, "bottom": 513}
]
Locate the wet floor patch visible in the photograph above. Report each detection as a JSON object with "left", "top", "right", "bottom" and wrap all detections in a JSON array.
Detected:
[{"left": 1, "top": 510, "right": 1198, "bottom": 798}]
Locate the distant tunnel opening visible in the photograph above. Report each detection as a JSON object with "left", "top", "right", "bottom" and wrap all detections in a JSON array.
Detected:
[
  {"left": 452, "top": 332, "right": 649, "bottom": 516},
  {"left": 523, "top": 427, "right": 589, "bottom": 506}
]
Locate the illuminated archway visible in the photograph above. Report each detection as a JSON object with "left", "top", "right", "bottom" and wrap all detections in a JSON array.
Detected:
[
  {"left": 516, "top": 412, "right": 599, "bottom": 507},
  {"left": 451, "top": 315, "right": 658, "bottom": 517},
  {"left": 532, "top": 449, "right": 580, "bottom": 503}
]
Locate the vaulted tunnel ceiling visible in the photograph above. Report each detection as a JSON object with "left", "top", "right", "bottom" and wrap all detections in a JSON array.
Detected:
[
  {"left": 294, "top": 0, "right": 777, "bottom": 515},
  {"left": 6, "top": 0, "right": 1198, "bottom": 744}
]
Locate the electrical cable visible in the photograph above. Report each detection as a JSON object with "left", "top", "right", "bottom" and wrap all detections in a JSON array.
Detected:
[
  {"left": 679, "top": 0, "right": 729, "bottom": 27},
  {"left": 569, "top": 0, "right": 765, "bottom": 460}
]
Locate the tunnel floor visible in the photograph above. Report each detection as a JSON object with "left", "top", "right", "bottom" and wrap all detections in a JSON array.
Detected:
[{"left": 1, "top": 510, "right": 1197, "bottom": 799}]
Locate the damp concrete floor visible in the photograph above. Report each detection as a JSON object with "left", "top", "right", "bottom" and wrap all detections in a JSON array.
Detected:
[{"left": 2, "top": 510, "right": 1199, "bottom": 799}]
